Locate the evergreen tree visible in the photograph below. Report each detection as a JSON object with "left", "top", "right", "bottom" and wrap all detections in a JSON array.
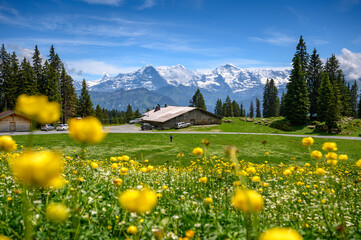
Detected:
[
  {"left": 125, "top": 104, "right": 134, "bottom": 122},
  {"left": 232, "top": 100, "right": 240, "bottom": 117},
  {"left": 224, "top": 95, "right": 233, "bottom": 117},
  {"left": 263, "top": 79, "right": 279, "bottom": 117},
  {"left": 325, "top": 55, "right": 343, "bottom": 119},
  {"left": 32, "top": 45, "right": 43, "bottom": 94},
  {"left": 295, "top": 35, "right": 309, "bottom": 72},
  {"left": 256, "top": 98, "right": 261, "bottom": 118},
  {"left": 338, "top": 72, "right": 352, "bottom": 116},
  {"left": 350, "top": 81, "right": 358, "bottom": 117},
  {"left": 318, "top": 72, "right": 338, "bottom": 128},
  {"left": 284, "top": 54, "right": 309, "bottom": 125},
  {"left": 240, "top": 103, "right": 244, "bottom": 117},
  {"left": 146, "top": 108, "right": 150, "bottom": 112},
  {"left": 214, "top": 99, "right": 223, "bottom": 115},
  {"left": 60, "top": 65, "right": 77, "bottom": 123},
  {"left": 279, "top": 92, "right": 286, "bottom": 117},
  {"left": 222, "top": 103, "right": 227, "bottom": 117},
  {"left": 77, "top": 79, "right": 94, "bottom": 117},
  {"left": 134, "top": 108, "right": 142, "bottom": 118},
  {"left": 0, "top": 44, "right": 10, "bottom": 110},
  {"left": 44, "top": 45, "right": 61, "bottom": 102},
  {"left": 189, "top": 88, "right": 206, "bottom": 110},
  {"left": 19, "top": 57, "right": 37, "bottom": 96},
  {"left": 95, "top": 104, "right": 104, "bottom": 122},
  {"left": 249, "top": 101, "right": 254, "bottom": 118},
  {"left": 6, "top": 52, "right": 20, "bottom": 110},
  {"left": 307, "top": 48, "right": 323, "bottom": 119}
]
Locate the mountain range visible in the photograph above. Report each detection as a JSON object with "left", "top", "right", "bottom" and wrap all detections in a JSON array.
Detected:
[{"left": 75, "top": 64, "right": 292, "bottom": 113}]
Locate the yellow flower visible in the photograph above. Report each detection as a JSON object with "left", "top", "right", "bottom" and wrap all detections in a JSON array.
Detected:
[
  {"left": 162, "top": 185, "right": 169, "bottom": 190},
  {"left": 259, "top": 227, "right": 303, "bottom": 240},
  {"left": 198, "top": 177, "right": 208, "bottom": 183},
  {"left": 119, "top": 188, "right": 157, "bottom": 213},
  {"left": 0, "top": 235, "right": 12, "bottom": 240},
  {"left": 192, "top": 147, "right": 203, "bottom": 156},
  {"left": 304, "top": 163, "right": 311, "bottom": 167},
  {"left": 177, "top": 152, "right": 184, "bottom": 158},
  {"left": 113, "top": 178, "right": 123, "bottom": 186},
  {"left": 231, "top": 189, "right": 263, "bottom": 213},
  {"left": 0, "top": 136, "right": 17, "bottom": 152},
  {"left": 68, "top": 116, "right": 106, "bottom": 144},
  {"left": 90, "top": 162, "right": 98, "bottom": 169},
  {"left": 252, "top": 176, "right": 261, "bottom": 182},
  {"left": 327, "top": 160, "right": 338, "bottom": 166},
  {"left": 315, "top": 168, "right": 326, "bottom": 176},
  {"left": 147, "top": 165, "right": 154, "bottom": 171},
  {"left": 185, "top": 230, "right": 195, "bottom": 238},
  {"left": 325, "top": 152, "right": 337, "bottom": 160},
  {"left": 265, "top": 152, "right": 269, "bottom": 156},
  {"left": 127, "top": 225, "right": 138, "bottom": 235},
  {"left": 122, "top": 155, "right": 130, "bottom": 161},
  {"left": 246, "top": 167, "right": 256, "bottom": 174},
  {"left": 311, "top": 150, "right": 322, "bottom": 160},
  {"left": 356, "top": 159, "right": 361, "bottom": 168},
  {"left": 302, "top": 137, "right": 314, "bottom": 147},
  {"left": 111, "top": 163, "right": 118, "bottom": 169},
  {"left": 260, "top": 182, "right": 270, "bottom": 188},
  {"left": 120, "top": 167, "right": 129, "bottom": 175},
  {"left": 46, "top": 203, "right": 70, "bottom": 223},
  {"left": 140, "top": 167, "right": 149, "bottom": 173},
  {"left": 338, "top": 154, "right": 348, "bottom": 161},
  {"left": 322, "top": 142, "right": 337, "bottom": 152},
  {"left": 78, "top": 177, "right": 84, "bottom": 182},
  {"left": 204, "top": 197, "right": 213, "bottom": 205},
  {"left": 15, "top": 94, "right": 60, "bottom": 124},
  {"left": 283, "top": 169, "right": 292, "bottom": 176},
  {"left": 233, "top": 181, "right": 242, "bottom": 187},
  {"left": 10, "top": 150, "right": 63, "bottom": 188}
]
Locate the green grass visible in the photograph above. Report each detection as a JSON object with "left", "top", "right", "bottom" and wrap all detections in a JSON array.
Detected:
[
  {"left": 188, "top": 117, "right": 361, "bottom": 136},
  {"left": 12, "top": 132, "right": 361, "bottom": 165}
]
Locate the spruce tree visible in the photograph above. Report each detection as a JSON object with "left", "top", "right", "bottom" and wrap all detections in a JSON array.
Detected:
[
  {"left": 32, "top": 45, "right": 43, "bottom": 94},
  {"left": 350, "top": 81, "right": 358, "bottom": 117},
  {"left": 95, "top": 104, "right": 104, "bottom": 123},
  {"left": 279, "top": 92, "right": 286, "bottom": 117},
  {"left": 134, "top": 108, "right": 142, "bottom": 118},
  {"left": 318, "top": 72, "right": 338, "bottom": 128},
  {"left": 263, "top": 79, "right": 279, "bottom": 117},
  {"left": 249, "top": 101, "right": 254, "bottom": 118},
  {"left": 189, "top": 88, "right": 206, "bottom": 110},
  {"left": 0, "top": 45, "right": 11, "bottom": 110},
  {"left": 256, "top": 98, "right": 261, "bottom": 118},
  {"left": 77, "top": 79, "right": 94, "bottom": 117},
  {"left": 6, "top": 52, "right": 20, "bottom": 109},
  {"left": 44, "top": 45, "right": 61, "bottom": 102},
  {"left": 224, "top": 95, "right": 233, "bottom": 117},
  {"left": 19, "top": 57, "right": 37, "bottom": 96},
  {"left": 125, "top": 104, "right": 134, "bottom": 122},
  {"left": 240, "top": 103, "right": 244, "bottom": 117},
  {"left": 214, "top": 99, "right": 223, "bottom": 115},
  {"left": 307, "top": 48, "right": 323, "bottom": 119},
  {"left": 232, "top": 100, "right": 240, "bottom": 117},
  {"left": 60, "top": 65, "right": 77, "bottom": 123},
  {"left": 262, "top": 79, "right": 270, "bottom": 117},
  {"left": 284, "top": 54, "right": 309, "bottom": 125},
  {"left": 295, "top": 35, "right": 309, "bottom": 72}
]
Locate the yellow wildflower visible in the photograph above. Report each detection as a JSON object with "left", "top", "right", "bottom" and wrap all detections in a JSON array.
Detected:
[
  {"left": 311, "top": 150, "right": 322, "bottom": 160},
  {"left": 231, "top": 189, "right": 263, "bottom": 213},
  {"left": 113, "top": 178, "right": 123, "bottom": 186},
  {"left": 260, "top": 182, "right": 270, "bottom": 188},
  {"left": 185, "top": 230, "right": 195, "bottom": 238},
  {"left": 338, "top": 154, "right": 348, "bottom": 161},
  {"left": 356, "top": 159, "right": 361, "bottom": 168},
  {"left": 327, "top": 160, "right": 338, "bottom": 166},
  {"left": 322, "top": 142, "right": 337, "bottom": 152},
  {"left": 90, "top": 162, "right": 98, "bottom": 169},
  {"left": 111, "top": 163, "right": 118, "bottom": 169},
  {"left": 0, "top": 136, "right": 17, "bottom": 152},
  {"left": 119, "top": 188, "right": 157, "bottom": 213},
  {"left": 46, "top": 203, "right": 70, "bottom": 223},
  {"left": 122, "top": 155, "right": 130, "bottom": 161},
  {"left": 192, "top": 147, "right": 203, "bottom": 156},
  {"left": 10, "top": 150, "right": 63, "bottom": 188},
  {"left": 302, "top": 137, "right": 314, "bottom": 147},
  {"left": 304, "top": 163, "right": 311, "bottom": 167},
  {"left": 68, "top": 116, "right": 106, "bottom": 144},
  {"left": 246, "top": 167, "right": 256, "bottom": 174},
  {"left": 120, "top": 167, "right": 129, "bottom": 175},
  {"left": 259, "top": 227, "right": 303, "bottom": 240},
  {"left": 325, "top": 152, "right": 337, "bottom": 160},
  {"left": 198, "top": 177, "right": 208, "bottom": 183},
  {"left": 315, "top": 168, "right": 326, "bottom": 176},
  {"left": 15, "top": 94, "right": 60, "bottom": 124},
  {"left": 283, "top": 169, "right": 292, "bottom": 176},
  {"left": 177, "top": 152, "right": 184, "bottom": 158},
  {"left": 252, "top": 176, "right": 261, "bottom": 182},
  {"left": 127, "top": 225, "right": 138, "bottom": 235},
  {"left": 204, "top": 197, "right": 213, "bottom": 205}
]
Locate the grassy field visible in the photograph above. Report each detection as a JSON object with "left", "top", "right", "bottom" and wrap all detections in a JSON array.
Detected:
[
  {"left": 11, "top": 132, "right": 361, "bottom": 165},
  {"left": 188, "top": 117, "right": 361, "bottom": 136}
]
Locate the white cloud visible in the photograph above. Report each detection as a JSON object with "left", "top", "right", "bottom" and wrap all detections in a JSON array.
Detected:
[
  {"left": 66, "top": 60, "right": 137, "bottom": 76},
  {"left": 80, "top": 0, "right": 124, "bottom": 6},
  {"left": 137, "top": 0, "right": 156, "bottom": 10},
  {"left": 250, "top": 32, "right": 298, "bottom": 46},
  {"left": 7, "top": 44, "right": 46, "bottom": 62},
  {"left": 337, "top": 48, "right": 361, "bottom": 80}
]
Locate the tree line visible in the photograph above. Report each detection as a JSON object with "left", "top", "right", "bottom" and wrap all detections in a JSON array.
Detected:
[{"left": 0, "top": 44, "right": 140, "bottom": 124}]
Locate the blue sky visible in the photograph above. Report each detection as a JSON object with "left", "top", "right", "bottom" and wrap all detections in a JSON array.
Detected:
[{"left": 0, "top": 0, "right": 361, "bottom": 81}]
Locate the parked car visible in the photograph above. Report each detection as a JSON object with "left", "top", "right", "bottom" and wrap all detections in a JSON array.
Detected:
[
  {"left": 175, "top": 122, "right": 191, "bottom": 129},
  {"left": 141, "top": 123, "right": 154, "bottom": 130},
  {"left": 129, "top": 118, "right": 142, "bottom": 124},
  {"left": 41, "top": 124, "right": 55, "bottom": 131},
  {"left": 56, "top": 124, "right": 69, "bottom": 131}
]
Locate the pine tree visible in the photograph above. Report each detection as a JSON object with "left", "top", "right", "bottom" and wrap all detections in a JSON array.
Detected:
[
  {"left": 256, "top": 98, "right": 261, "bottom": 118},
  {"left": 77, "top": 79, "right": 94, "bottom": 117},
  {"left": 95, "top": 104, "right": 104, "bottom": 123},
  {"left": 32, "top": 45, "right": 43, "bottom": 94},
  {"left": 249, "top": 101, "right": 254, "bottom": 118},
  {"left": 214, "top": 99, "right": 223, "bottom": 115},
  {"left": 279, "top": 92, "right": 286, "bottom": 117},
  {"left": 60, "top": 65, "right": 77, "bottom": 123},
  {"left": 232, "top": 100, "right": 240, "bottom": 117},
  {"left": 318, "top": 72, "right": 338, "bottom": 128},
  {"left": 325, "top": 55, "right": 343, "bottom": 119},
  {"left": 44, "top": 45, "right": 61, "bottom": 102},
  {"left": 19, "top": 57, "right": 37, "bottom": 96},
  {"left": 284, "top": 54, "right": 309, "bottom": 125},
  {"left": 307, "top": 48, "right": 323, "bottom": 119},
  {"left": 295, "top": 35, "right": 309, "bottom": 72},
  {"left": 0, "top": 45, "right": 11, "bottom": 110},
  {"left": 125, "top": 104, "right": 134, "bottom": 122},
  {"left": 263, "top": 79, "right": 279, "bottom": 117},
  {"left": 224, "top": 95, "right": 233, "bottom": 117},
  {"left": 134, "top": 108, "right": 142, "bottom": 118},
  {"left": 240, "top": 103, "right": 244, "bottom": 117},
  {"left": 350, "top": 81, "right": 358, "bottom": 117},
  {"left": 338, "top": 72, "right": 352, "bottom": 116},
  {"left": 6, "top": 52, "right": 20, "bottom": 110},
  {"left": 189, "top": 88, "right": 206, "bottom": 110}
]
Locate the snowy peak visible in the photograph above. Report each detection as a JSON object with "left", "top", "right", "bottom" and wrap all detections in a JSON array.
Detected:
[{"left": 156, "top": 65, "right": 201, "bottom": 86}]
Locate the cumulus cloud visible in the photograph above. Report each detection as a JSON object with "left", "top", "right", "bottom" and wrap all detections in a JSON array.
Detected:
[{"left": 337, "top": 48, "right": 361, "bottom": 80}]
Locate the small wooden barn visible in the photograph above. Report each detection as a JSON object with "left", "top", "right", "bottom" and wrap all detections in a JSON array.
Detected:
[
  {"left": 141, "top": 106, "right": 222, "bottom": 130},
  {"left": 0, "top": 110, "right": 31, "bottom": 132}
]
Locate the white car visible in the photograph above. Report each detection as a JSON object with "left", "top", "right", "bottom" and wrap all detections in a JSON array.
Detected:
[
  {"left": 175, "top": 122, "right": 191, "bottom": 129},
  {"left": 56, "top": 124, "right": 69, "bottom": 131}
]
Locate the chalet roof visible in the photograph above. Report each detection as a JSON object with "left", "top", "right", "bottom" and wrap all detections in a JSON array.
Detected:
[
  {"left": 141, "top": 106, "right": 221, "bottom": 123},
  {"left": 0, "top": 110, "right": 15, "bottom": 120}
]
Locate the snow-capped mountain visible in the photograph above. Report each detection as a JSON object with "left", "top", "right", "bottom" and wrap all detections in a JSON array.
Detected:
[{"left": 84, "top": 64, "right": 291, "bottom": 94}]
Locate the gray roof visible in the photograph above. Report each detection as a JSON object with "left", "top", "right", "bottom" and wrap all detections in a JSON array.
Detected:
[{"left": 142, "top": 106, "right": 197, "bottom": 123}]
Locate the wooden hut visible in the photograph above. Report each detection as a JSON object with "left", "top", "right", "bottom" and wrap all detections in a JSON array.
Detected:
[{"left": 0, "top": 110, "right": 31, "bottom": 132}]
